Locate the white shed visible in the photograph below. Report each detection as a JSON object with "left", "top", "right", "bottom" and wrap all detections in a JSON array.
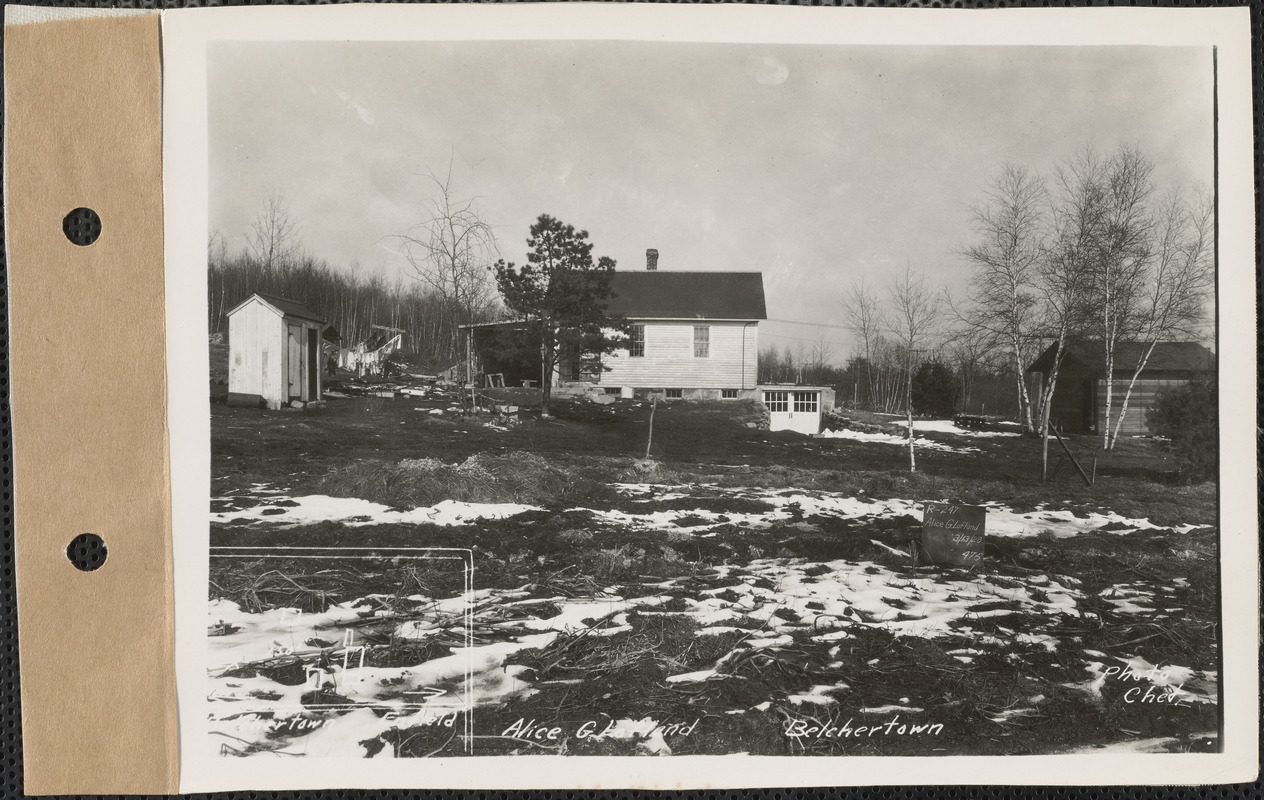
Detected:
[
  {"left": 227, "top": 293, "right": 329, "bottom": 409},
  {"left": 760, "top": 385, "right": 828, "bottom": 435}
]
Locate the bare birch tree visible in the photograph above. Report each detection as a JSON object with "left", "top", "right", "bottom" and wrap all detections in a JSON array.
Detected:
[
  {"left": 957, "top": 164, "right": 1046, "bottom": 432},
  {"left": 1106, "top": 190, "right": 1214, "bottom": 448},
  {"left": 1078, "top": 146, "right": 1157, "bottom": 450},
  {"left": 888, "top": 264, "right": 941, "bottom": 472},
  {"left": 1033, "top": 162, "right": 1101, "bottom": 480}
]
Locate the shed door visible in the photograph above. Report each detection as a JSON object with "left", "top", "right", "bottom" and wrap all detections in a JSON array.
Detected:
[
  {"left": 764, "top": 391, "right": 790, "bottom": 431},
  {"left": 307, "top": 328, "right": 319, "bottom": 400},
  {"left": 287, "top": 324, "right": 302, "bottom": 399},
  {"left": 792, "top": 391, "right": 821, "bottom": 434},
  {"left": 765, "top": 390, "right": 820, "bottom": 434}
]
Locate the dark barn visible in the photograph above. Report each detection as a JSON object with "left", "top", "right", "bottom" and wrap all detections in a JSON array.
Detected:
[{"left": 1026, "top": 340, "right": 1215, "bottom": 435}]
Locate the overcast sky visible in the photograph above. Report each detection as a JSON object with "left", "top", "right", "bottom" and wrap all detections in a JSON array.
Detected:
[{"left": 209, "top": 41, "right": 1213, "bottom": 360}]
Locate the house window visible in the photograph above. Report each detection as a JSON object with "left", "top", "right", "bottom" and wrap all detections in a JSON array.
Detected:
[
  {"left": 665, "top": 388, "right": 683, "bottom": 399},
  {"left": 693, "top": 325, "right": 710, "bottom": 358},
  {"left": 793, "top": 391, "right": 819, "bottom": 413},
  {"left": 629, "top": 324, "right": 645, "bottom": 357},
  {"left": 721, "top": 389, "right": 739, "bottom": 399},
  {"left": 764, "top": 391, "right": 789, "bottom": 413}
]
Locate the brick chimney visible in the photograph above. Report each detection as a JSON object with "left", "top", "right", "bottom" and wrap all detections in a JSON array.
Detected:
[{"left": 646, "top": 248, "right": 659, "bottom": 271}]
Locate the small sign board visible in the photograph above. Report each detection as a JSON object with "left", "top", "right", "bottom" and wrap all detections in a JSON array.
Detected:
[{"left": 921, "top": 502, "right": 986, "bottom": 567}]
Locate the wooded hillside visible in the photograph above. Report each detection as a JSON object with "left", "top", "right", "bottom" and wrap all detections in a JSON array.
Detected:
[{"left": 208, "top": 255, "right": 494, "bottom": 372}]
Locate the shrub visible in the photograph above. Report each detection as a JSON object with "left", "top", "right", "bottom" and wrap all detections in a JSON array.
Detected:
[
  {"left": 1147, "top": 377, "right": 1217, "bottom": 483},
  {"left": 912, "top": 361, "right": 958, "bottom": 418}
]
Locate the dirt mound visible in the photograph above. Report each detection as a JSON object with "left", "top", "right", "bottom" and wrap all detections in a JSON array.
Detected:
[
  {"left": 726, "top": 399, "right": 771, "bottom": 430},
  {"left": 318, "top": 450, "right": 617, "bottom": 508}
]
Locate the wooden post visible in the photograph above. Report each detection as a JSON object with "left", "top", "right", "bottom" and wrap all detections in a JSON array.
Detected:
[
  {"left": 466, "top": 327, "right": 475, "bottom": 412},
  {"left": 645, "top": 396, "right": 657, "bottom": 460},
  {"left": 1090, "top": 456, "right": 1097, "bottom": 486},
  {"left": 906, "top": 355, "right": 916, "bottom": 473},
  {"left": 1041, "top": 426, "right": 1049, "bottom": 482},
  {"left": 1053, "top": 427, "right": 1093, "bottom": 487}
]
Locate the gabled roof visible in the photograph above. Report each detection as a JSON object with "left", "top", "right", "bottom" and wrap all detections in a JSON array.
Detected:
[
  {"left": 1027, "top": 340, "right": 1215, "bottom": 375},
  {"left": 607, "top": 271, "right": 767, "bottom": 320},
  {"left": 229, "top": 292, "right": 327, "bottom": 325}
]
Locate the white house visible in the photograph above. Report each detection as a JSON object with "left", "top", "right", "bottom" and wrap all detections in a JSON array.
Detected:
[
  {"left": 592, "top": 256, "right": 766, "bottom": 399},
  {"left": 227, "top": 292, "right": 330, "bottom": 409},
  {"left": 461, "top": 250, "right": 767, "bottom": 398}
]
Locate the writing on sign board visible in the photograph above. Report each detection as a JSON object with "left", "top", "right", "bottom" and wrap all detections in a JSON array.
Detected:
[{"left": 921, "top": 502, "right": 985, "bottom": 567}]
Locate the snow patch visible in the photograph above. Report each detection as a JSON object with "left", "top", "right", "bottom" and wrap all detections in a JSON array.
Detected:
[
  {"left": 819, "top": 428, "right": 980, "bottom": 453},
  {"left": 211, "top": 493, "right": 538, "bottom": 528},
  {"left": 913, "top": 420, "right": 1022, "bottom": 437}
]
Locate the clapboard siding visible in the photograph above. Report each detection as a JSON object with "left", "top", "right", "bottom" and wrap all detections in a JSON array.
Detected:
[
  {"left": 228, "top": 297, "right": 286, "bottom": 406},
  {"left": 600, "top": 321, "right": 759, "bottom": 389},
  {"left": 228, "top": 295, "right": 326, "bottom": 408},
  {"left": 1096, "top": 378, "right": 1190, "bottom": 436}
]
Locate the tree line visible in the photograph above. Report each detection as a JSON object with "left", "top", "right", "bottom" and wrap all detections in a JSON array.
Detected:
[
  {"left": 208, "top": 188, "right": 627, "bottom": 418},
  {"left": 803, "top": 143, "right": 1212, "bottom": 475},
  {"left": 758, "top": 338, "right": 1021, "bottom": 419},
  {"left": 208, "top": 180, "right": 502, "bottom": 371}
]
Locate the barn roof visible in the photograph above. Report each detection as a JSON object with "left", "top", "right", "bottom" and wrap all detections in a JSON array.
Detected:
[
  {"left": 1027, "top": 340, "right": 1215, "bottom": 375},
  {"left": 607, "top": 271, "right": 767, "bottom": 320},
  {"left": 235, "top": 292, "right": 327, "bottom": 325}
]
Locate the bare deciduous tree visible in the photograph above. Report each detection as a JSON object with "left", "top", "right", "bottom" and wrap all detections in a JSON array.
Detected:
[
  {"left": 1033, "top": 158, "right": 1102, "bottom": 480},
  {"left": 888, "top": 264, "right": 941, "bottom": 472},
  {"left": 1106, "top": 190, "right": 1214, "bottom": 448},
  {"left": 961, "top": 146, "right": 1216, "bottom": 463},
  {"left": 956, "top": 163, "right": 1046, "bottom": 432},
  {"left": 394, "top": 161, "right": 500, "bottom": 362},
  {"left": 840, "top": 277, "right": 885, "bottom": 410},
  {"left": 1074, "top": 146, "right": 1157, "bottom": 450},
  {"left": 942, "top": 320, "right": 993, "bottom": 415},
  {"left": 248, "top": 194, "right": 300, "bottom": 271},
  {"left": 808, "top": 336, "right": 836, "bottom": 385}
]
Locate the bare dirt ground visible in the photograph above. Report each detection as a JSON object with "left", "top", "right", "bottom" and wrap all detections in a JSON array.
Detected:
[{"left": 206, "top": 387, "right": 1219, "bottom": 759}]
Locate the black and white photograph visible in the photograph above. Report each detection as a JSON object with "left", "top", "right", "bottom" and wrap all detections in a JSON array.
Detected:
[{"left": 163, "top": 5, "right": 1256, "bottom": 788}]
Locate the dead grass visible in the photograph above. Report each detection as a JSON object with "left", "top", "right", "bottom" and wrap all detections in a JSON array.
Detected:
[
  {"left": 208, "top": 557, "right": 464, "bottom": 613},
  {"left": 567, "top": 542, "right": 703, "bottom": 585}
]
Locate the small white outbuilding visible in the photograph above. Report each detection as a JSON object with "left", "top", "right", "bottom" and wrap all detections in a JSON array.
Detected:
[
  {"left": 227, "top": 292, "right": 329, "bottom": 409},
  {"left": 760, "top": 385, "right": 830, "bottom": 435}
]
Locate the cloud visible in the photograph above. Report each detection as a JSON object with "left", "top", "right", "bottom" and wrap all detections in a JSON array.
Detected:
[
  {"left": 335, "top": 89, "right": 375, "bottom": 125},
  {"left": 749, "top": 55, "right": 789, "bottom": 86}
]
